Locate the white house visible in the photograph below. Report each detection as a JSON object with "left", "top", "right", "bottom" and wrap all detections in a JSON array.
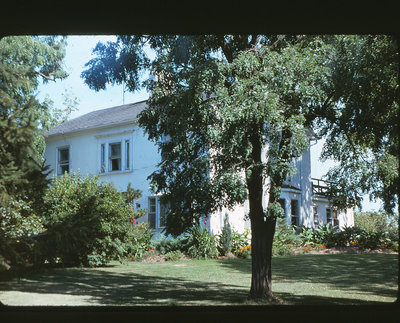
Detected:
[{"left": 43, "top": 100, "right": 354, "bottom": 236}]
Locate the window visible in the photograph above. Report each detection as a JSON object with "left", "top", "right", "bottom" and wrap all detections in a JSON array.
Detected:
[
  {"left": 279, "top": 198, "right": 286, "bottom": 217},
  {"left": 326, "top": 208, "right": 332, "bottom": 225},
  {"left": 57, "top": 147, "right": 69, "bottom": 175},
  {"left": 125, "top": 140, "right": 130, "bottom": 170},
  {"left": 291, "top": 199, "right": 299, "bottom": 226},
  {"left": 160, "top": 134, "right": 170, "bottom": 162},
  {"left": 109, "top": 142, "right": 121, "bottom": 171},
  {"left": 313, "top": 206, "right": 318, "bottom": 226},
  {"left": 148, "top": 197, "right": 156, "bottom": 229},
  {"left": 159, "top": 201, "right": 169, "bottom": 228},
  {"left": 97, "top": 133, "right": 132, "bottom": 173},
  {"left": 148, "top": 196, "right": 169, "bottom": 229},
  {"left": 332, "top": 209, "right": 339, "bottom": 226}
]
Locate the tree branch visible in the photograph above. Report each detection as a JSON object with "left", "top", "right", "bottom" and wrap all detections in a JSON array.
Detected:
[
  {"left": 217, "top": 35, "right": 233, "bottom": 63},
  {"left": 270, "top": 35, "right": 286, "bottom": 50},
  {"left": 36, "top": 71, "right": 56, "bottom": 82},
  {"left": 250, "top": 34, "right": 259, "bottom": 48}
]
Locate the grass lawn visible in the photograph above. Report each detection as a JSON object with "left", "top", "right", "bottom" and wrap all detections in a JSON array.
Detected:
[{"left": 0, "top": 253, "right": 397, "bottom": 306}]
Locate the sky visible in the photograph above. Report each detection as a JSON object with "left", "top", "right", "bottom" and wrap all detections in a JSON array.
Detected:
[{"left": 37, "top": 35, "right": 382, "bottom": 212}]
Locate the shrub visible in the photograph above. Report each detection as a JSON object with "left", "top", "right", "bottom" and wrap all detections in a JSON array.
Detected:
[
  {"left": 354, "top": 210, "right": 398, "bottom": 250},
  {"left": 272, "top": 243, "right": 295, "bottom": 256},
  {"left": 272, "top": 218, "right": 300, "bottom": 256},
  {"left": 0, "top": 199, "right": 45, "bottom": 239},
  {"left": 354, "top": 210, "right": 397, "bottom": 234},
  {"left": 297, "top": 225, "right": 333, "bottom": 246},
  {"left": 274, "top": 218, "right": 301, "bottom": 247},
  {"left": 0, "top": 198, "right": 46, "bottom": 273},
  {"left": 231, "top": 228, "right": 251, "bottom": 255},
  {"left": 185, "top": 224, "right": 218, "bottom": 259},
  {"left": 130, "top": 222, "right": 152, "bottom": 259},
  {"left": 36, "top": 173, "right": 137, "bottom": 267},
  {"left": 219, "top": 213, "right": 232, "bottom": 256},
  {"left": 165, "top": 250, "right": 183, "bottom": 261},
  {"left": 234, "top": 244, "right": 252, "bottom": 258},
  {"left": 298, "top": 223, "right": 394, "bottom": 250},
  {"left": 150, "top": 234, "right": 187, "bottom": 255},
  {"left": 315, "top": 223, "right": 339, "bottom": 248},
  {"left": 150, "top": 235, "right": 170, "bottom": 254}
]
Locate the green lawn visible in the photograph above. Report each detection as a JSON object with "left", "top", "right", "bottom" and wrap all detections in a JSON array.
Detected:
[{"left": 0, "top": 253, "right": 397, "bottom": 306}]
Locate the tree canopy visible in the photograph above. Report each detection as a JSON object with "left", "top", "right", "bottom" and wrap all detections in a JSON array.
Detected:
[
  {"left": 0, "top": 36, "right": 70, "bottom": 273},
  {"left": 313, "top": 36, "right": 399, "bottom": 214},
  {"left": 82, "top": 34, "right": 399, "bottom": 300},
  {"left": 0, "top": 36, "right": 68, "bottom": 207}
]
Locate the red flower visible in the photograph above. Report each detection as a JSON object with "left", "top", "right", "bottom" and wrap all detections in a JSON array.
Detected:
[{"left": 132, "top": 219, "right": 136, "bottom": 224}]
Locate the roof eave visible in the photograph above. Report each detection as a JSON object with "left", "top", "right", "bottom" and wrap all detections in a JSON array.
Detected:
[{"left": 45, "top": 119, "right": 138, "bottom": 141}]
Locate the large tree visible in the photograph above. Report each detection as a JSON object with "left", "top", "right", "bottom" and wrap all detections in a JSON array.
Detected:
[
  {"left": 0, "top": 36, "right": 68, "bottom": 207},
  {"left": 0, "top": 36, "right": 68, "bottom": 271},
  {"left": 82, "top": 34, "right": 399, "bottom": 300}
]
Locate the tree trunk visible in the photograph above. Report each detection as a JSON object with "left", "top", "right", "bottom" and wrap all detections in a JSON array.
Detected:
[
  {"left": 249, "top": 206, "right": 276, "bottom": 300},
  {"left": 246, "top": 130, "right": 276, "bottom": 300}
]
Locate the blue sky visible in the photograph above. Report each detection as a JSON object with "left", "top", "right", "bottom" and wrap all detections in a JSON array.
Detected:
[{"left": 37, "top": 36, "right": 382, "bottom": 212}]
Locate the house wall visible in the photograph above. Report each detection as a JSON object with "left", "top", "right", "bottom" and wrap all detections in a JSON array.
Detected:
[
  {"left": 209, "top": 141, "right": 315, "bottom": 234},
  {"left": 312, "top": 197, "right": 354, "bottom": 229},
  {"left": 44, "top": 122, "right": 161, "bottom": 227},
  {"left": 209, "top": 201, "right": 250, "bottom": 236},
  {"left": 45, "top": 124, "right": 354, "bottom": 237}
]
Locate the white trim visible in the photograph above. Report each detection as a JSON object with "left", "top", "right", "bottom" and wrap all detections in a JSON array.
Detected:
[
  {"left": 47, "top": 121, "right": 137, "bottom": 140},
  {"left": 98, "top": 170, "right": 134, "bottom": 177},
  {"left": 157, "top": 198, "right": 168, "bottom": 229},
  {"left": 95, "top": 129, "right": 134, "bottom": 139},
  {"left": 312, "top": 205, "right": 319, "bottom": 226},
  {"left": 312, "top": 196, "right": 329, "bottom": 202},
  {"left": 282, "top": 187, "right": 302, "bottom": 194},
  {"left": 147, "top": 196, "right": 167, "bottom": 230},
  {"left": 97, "top": 132, "right": 133, "bottom": 174}
]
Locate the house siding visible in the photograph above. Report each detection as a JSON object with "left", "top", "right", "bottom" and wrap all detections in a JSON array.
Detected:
[
  {"left": 44, "top": 103, "right": 354, "bottom": 237},
  {"left": 44, "top": 122, "right": 161, "bottom": 229}
]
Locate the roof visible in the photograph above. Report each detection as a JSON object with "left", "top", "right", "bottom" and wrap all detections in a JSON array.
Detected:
[
  {"left": 45, "top": 98, "right": 319, "bottom": 140},
  {"left": 45, "top": 100, "right": 148, "bottom": 137}
]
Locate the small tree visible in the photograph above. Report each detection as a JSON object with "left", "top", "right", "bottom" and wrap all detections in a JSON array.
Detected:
[
  {"left": 354, "top": 209, "right": 398, "bottom": 242},
  {"left": 220, "top": 213, "right": 232, "bottom": 255},
  {"left": 124, "top": 182, "right": 146, "bottom": 221}
]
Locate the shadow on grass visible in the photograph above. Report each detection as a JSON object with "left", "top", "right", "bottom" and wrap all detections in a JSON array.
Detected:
[
  {"left": 221, "top": 253, "right": 398, "bottom": 301},
  {"left": 0, "top": 254, "right": 397, "bottom": 306},
  {"left": 0, "top": 267, "right": 249, "bottom": 305}
]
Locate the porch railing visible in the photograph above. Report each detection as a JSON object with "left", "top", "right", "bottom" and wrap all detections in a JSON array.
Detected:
[{"left": 311, "top": 178, "right": 330, "bottom": 196}]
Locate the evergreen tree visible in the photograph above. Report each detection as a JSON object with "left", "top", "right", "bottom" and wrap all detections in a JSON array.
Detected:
[
  {"left": 0, "top": 36, "right": 67, "bottom": 272},
  {"left": 220, "top": 213, "right": 232, "bottom": 255},
  {"left": 0, "top": 36, "right": 67, "bottom": 207},
  {"left": 124, "top": 182, "right": 146, "bottom": 220}
]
